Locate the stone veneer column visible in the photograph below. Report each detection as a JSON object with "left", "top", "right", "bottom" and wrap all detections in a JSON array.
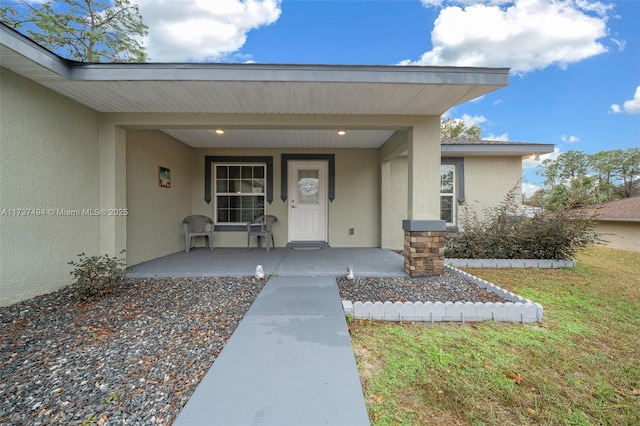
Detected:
[{"left": 402, "top": 220, "right": 446, "bottom": 277}]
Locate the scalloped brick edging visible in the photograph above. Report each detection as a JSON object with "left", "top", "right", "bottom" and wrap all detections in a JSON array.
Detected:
[
  {"left": 341, "top": 265, "right": 544, "bottom": 323},
  {"left": 445, "top": 258, "right": 575, "bottom": 268}
]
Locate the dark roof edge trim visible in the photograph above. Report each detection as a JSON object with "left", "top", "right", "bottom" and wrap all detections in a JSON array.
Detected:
[
  {"left": 2, "top": 23, "right": 509, "bottom": 86},
  {"left": 441, "top": 143, "right": 555, "bottom": 155},
  {"left": 1, "top": 22, "right": 72, "bottom": 78}
]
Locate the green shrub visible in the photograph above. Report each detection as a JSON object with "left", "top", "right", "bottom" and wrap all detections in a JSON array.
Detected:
[
  {"left": 68, "top": 251, "right": 127, "bottom": 300},
  {"left": 445, "top": 186, "right": 601, "bottom": 260}
]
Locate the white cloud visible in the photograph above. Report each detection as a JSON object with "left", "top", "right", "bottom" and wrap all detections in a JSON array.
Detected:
[
  {"left": 522, "top": 182, "right": 541, "bottom": 197},
  {"left": 611, "top": 38, "right": 626, "bottom": 52},
  {"left": 137, "top": 0, "right": 282, "bottom": 62},
  {"left": 561, "top": 135, "right": 580, "bottom": 144},
  {"left": 610, "top": 86, "right": 640, "bottom": 115},
  {"left": 484, "top": 132, "right": 509, "bottom": 141},
  {"left": 403, "top": 0, "right": 612, "bottom": 73},
  {"left": 460, "top": 113, "right": 487, "bottom": 127}
]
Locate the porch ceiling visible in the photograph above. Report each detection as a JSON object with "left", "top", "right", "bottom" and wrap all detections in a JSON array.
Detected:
[{"left": 161, "top": 128, "right": 397, "bottom": 149}]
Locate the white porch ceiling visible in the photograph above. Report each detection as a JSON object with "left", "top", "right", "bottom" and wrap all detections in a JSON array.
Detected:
[{"left": 162, "top": 128, "right": 396, "bottom": 149}]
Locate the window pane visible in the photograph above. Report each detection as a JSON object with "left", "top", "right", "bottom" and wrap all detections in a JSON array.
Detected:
[
  {"left": 216, "top": 180, "right": 228, "bottom": 193},
  {"left": 216, "top": 166, "right": 227, "bottom": 179},
  {"left": 218, "top": 196, "right": 229, "bottom": 208},
  {"left": 253, "top": 166, "right": 264, "bottom": 178},
  {"left": 242, "top": 196, "right": 254, "bottom": 208},
  {"left": 298, "top": 170, "right": 319, "bottom": 205},
  {"left": 441, "top": 165, "right": 454, "bottom": 194},
  {"left": 229, "top": 209, "right": 242, "bottom": 222},
  {"left": 229, "top": 196, "right": 240, "bottom": 208},
  {"left": 253, "top": 179, "right": 265, "bottom": 193},
  {"left": 440, "top": 195, "right": 453, "bottom": 223},
  {"left": 254, "top": 196, "right": 264, "bottom": 210},
  {"left": 217, "top": 209, "right": 228, "bottom": 223},
  {"left": 229, "top": 180, "right": 241, "bottom": 193},
  {"left": 241, "top": 166, "right": 252, "bottom": 179},
  {"left": 240, "top": 179, "right": 253, "bottom": 193},
  {"left": 242, "top": 210, "right": 254, "bottom": 222},
  {"left": 229, "top": 166, "right": 241, "bottom": 179}
]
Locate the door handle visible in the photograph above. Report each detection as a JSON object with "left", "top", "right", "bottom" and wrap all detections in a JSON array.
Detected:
[{"left": 291, "top": 200, "right": 297, "bottom": 208}]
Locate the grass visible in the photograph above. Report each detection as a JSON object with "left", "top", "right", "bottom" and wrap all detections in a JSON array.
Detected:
[{"left": 349, "top": 247, "right": 640, "bottom": 425}]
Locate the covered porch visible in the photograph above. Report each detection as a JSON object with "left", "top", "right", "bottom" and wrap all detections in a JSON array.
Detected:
[{"left": 127, "top": 247, "right": 406, "bottom": 279}]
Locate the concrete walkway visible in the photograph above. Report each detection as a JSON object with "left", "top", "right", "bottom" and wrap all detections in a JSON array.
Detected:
[{"left": 173, "top": 276, "right": 370, "bottom": 425}]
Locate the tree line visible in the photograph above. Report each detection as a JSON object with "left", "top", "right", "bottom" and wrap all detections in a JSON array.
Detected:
[{"left": 528, "top": 148, "right": 640, "bottom": 211}]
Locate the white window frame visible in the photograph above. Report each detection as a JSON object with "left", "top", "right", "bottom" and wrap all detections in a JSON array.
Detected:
[
  {"left": 440, "top": 164, "right": 456, "bottom": 225},
  {"left": 214, "top": 163, "right": 267, "bottom": 224}
]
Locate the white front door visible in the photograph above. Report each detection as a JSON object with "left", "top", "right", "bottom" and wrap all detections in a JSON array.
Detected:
[{"left": 288, "top": 161, "right": 328, "bottom": 242}]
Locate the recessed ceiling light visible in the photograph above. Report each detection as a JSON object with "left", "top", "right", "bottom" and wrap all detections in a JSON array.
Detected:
[
  {"left": 215, "top": 129, "right": 225, "bottom": 135},
  {"left": 337, "top": 129, "right": 347, "bottom": 136}
]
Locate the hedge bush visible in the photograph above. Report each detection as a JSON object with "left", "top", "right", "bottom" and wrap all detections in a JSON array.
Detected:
[{"left": 445, "top": 187, "right": 601, "bottom": 260}]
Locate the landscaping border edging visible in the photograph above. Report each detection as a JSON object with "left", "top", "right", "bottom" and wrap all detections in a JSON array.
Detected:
[
  {"left": 445, "top": 258, "right": 575, "bottom": 268},
  {"left": 342, "top": 265, "right": 544, "bottom": 323}
]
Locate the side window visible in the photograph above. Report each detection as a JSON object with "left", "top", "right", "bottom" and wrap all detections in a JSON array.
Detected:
[{"left": 440, "top": 164, "right": 455, "bottom": 224}]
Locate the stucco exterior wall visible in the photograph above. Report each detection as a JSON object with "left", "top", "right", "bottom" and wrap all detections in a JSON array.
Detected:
[
  {"left": 0, "top": 70, "right": 101, "bottom": 306},
  {"left": 462, "top": 156, "right": 523, "bottom": 221},
  {"left": 595, "top": 221, "right": 640, "bottom": 252},
  {"left": 126, "top": 130, "right": 195, "bottom": 266},
  {"left": 384, "top": 155, "right": 524, "bottom": 250},
  {"left": 386, "top": 157, "right": 409, "bottom": 250},
  {"left": 191, "top": 148, "right": 381, "bottom": 248}
]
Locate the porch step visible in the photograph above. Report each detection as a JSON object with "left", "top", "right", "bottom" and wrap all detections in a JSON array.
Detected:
[{"left": 286, "top": 241, "right": 330, "bottom": 250}]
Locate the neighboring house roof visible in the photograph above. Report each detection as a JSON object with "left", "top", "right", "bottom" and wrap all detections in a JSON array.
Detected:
[
  {"left": 578, "top": 197, "right": 640, "bottom": 222},
  {"left": 441, "top": 138, "right": 555, "bottom": 157}
]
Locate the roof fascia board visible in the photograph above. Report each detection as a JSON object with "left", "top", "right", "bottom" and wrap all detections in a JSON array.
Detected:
[
  {"left": 441, "top": 143, "right": 555, "bottom": 156},
  {"left": 1, "top": 23, "right": 72, "bottom": 79},
  {"left": 68, "top": 63, "right": 509, "bottom": 85}
]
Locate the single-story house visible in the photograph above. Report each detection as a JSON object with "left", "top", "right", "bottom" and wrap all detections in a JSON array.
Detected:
[
  {"left": 0, "top": 23, "right": 554, "bottom": 306},
  {"left": 577, "top": 196, "right": 640, "bottom": 252}
]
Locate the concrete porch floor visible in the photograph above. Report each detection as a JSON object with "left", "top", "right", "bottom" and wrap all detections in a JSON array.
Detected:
[{"left": 127, "top": 247, "right": 407, "bottom": 278}]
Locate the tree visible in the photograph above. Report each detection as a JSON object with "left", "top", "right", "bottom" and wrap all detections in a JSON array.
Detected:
[
  {"left": 1, "top": 0, "right": 148, "bottom": 62},
  {"left": 535, "top": 148, "right": 640, "bottom": 211},
  {"left": 612, "top": 147, "right": 640, "bottom": 198},
  {"left": 441, "top": 118, "right": 482, "bottom": 140}
]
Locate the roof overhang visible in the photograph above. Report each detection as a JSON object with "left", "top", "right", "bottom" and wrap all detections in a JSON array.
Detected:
[
  {"left": 441, "top": 141, "right": 555, "bottom": 157},
  {"left": 1, "top": 22, "right": 514, "bottom": 150},
  {"left": 1, "top": 22, "right": 508, "bottom": 117}
]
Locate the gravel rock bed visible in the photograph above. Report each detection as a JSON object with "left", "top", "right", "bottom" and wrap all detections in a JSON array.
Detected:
[
  {"left": 0, "top": 277, "right": 265, "bottom": 426},
  {"left": 2, "top": 272, "right": 505, "bottom": 425},
  {"left": 337, "top": 269, "right": 507, "bottom": 303}
]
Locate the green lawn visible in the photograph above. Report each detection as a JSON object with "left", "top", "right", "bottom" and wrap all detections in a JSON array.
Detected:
[{"left": 350, "top": 247, "right": 640, "bottom": 425}]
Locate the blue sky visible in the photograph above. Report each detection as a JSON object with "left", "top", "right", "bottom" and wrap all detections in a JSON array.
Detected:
[{"left": 11, "top": 0, "right": 640, "bottom": 194}]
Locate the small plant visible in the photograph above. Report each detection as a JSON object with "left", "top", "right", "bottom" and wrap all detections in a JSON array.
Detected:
[
  {"left": 68, "top": 250, "right": 127, "bottom": 300},
  {"left": 345, "top": 313, "right": 354, "bottom": 324},
  {"left": 80, "top": 414, "right": 98, "bottom": 426},
  {"left": 105, "top": 390, "right": 123, "bottom": 404}
]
